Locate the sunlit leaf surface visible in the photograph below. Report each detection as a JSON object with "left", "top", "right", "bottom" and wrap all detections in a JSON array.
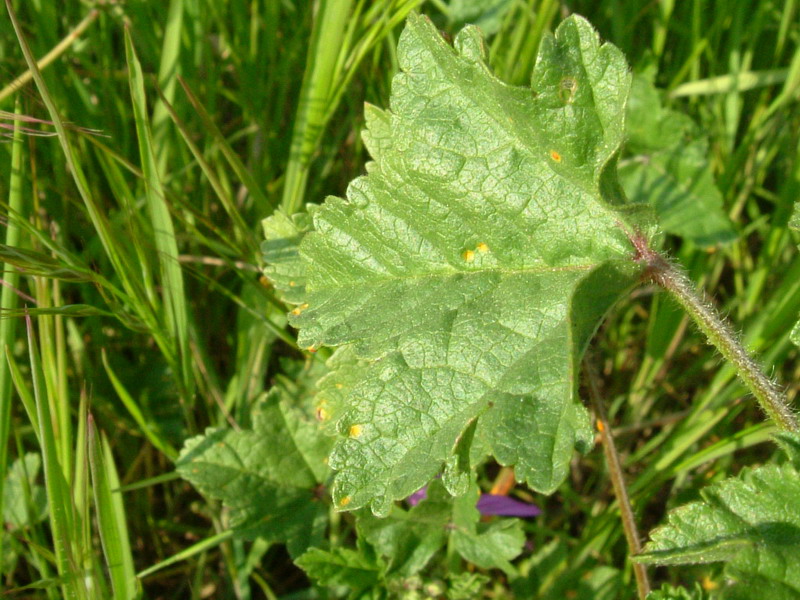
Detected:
[{"left": 277, "top": 13, "right": 656, "bottom": 515}]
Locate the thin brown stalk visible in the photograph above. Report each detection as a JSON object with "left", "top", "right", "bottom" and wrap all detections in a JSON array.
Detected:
[{"left": 584, "top": 358, "right": 651, "bottom": 599}]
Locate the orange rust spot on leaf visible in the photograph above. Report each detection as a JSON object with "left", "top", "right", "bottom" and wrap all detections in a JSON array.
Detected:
[
  {"left": 476, "top": 242, "right": 489, "bottom": 253},
  {"left": 339, "top": 496, "right": 352, "bottom": 507},
  {"left": 462, "top": 249, "right": 475, "bottom": 262},
  {"left": 349, "top": 424, "right": 363, "bottom": 438},
  {"left": 550, "top": 150, "right": 562, "bottom": 162}
]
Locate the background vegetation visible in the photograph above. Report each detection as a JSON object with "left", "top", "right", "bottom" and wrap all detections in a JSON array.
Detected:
[{"left": 0, "top": 0, "right": 798, "bottom": 597}]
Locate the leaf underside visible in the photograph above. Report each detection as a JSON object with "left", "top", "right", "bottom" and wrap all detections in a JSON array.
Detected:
[{"left": 275, "top": 13, "right": 655, "bottom": 515}]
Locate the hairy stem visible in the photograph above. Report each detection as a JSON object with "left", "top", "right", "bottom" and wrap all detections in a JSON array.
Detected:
[
  {"left": 630, "top": 232, "right": 799, "bottom": 432},
  {"left": 584, "top": 359, "right": 651, "bottom": 600}
]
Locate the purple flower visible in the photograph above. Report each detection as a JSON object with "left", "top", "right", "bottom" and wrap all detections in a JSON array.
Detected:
[
  {"left": 476, "top": 493, "right": 541, "bottom": 517},
  {"left": 406, "top": 487, "right": 540, "bottom": 517},
  {"left": 407, "top": 487, "right": 428, "bottom": 506}
]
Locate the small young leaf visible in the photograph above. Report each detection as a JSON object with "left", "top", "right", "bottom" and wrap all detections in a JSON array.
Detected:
[
  {"left": 446, "top": 572, "right": 491, "bottom": 599},
  {"left": 356, "top": 482, "right": 451, "bottom": 577},
  {"left": 294, "top": 546, "right": 384, "bottom": 591},
  {"left": 620, "top": 73, "right": 736, "bottom": 247},
  {"left": 636, "top": 463, "right": 800, "bottom": 598},
  {"left": 646, "top": 583, "right": 710, "bottom": 600},
  {"left": 282, "top": 13, "right": 655, "bottom": 515}
]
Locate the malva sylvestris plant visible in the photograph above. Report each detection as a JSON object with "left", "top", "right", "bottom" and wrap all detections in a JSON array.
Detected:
[{"left": 178, "top": 13, "right": 800, "bottom": 599}]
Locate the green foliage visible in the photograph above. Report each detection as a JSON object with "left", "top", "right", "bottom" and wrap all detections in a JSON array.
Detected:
[
  {"left": 512, "top": 539, "right": 627, "bottom": 599},
  {"left": 296, "top": 479, "right": 524, "bottom": 597},
  {"left": 295, "top": 546, "right": 384, "bottom": 595},
  {"left": 357, "top": 479, "right": 525, "bottom": 577},
  {"left": 3, "top": 0, "right": 800, "bottom": 597},
  {"left": 442, "top": 0, "right": 515, "bottom": 35},
  {"left": 620, "top": 71, "right": 736, "bottom": 247},
  {"left": 636, "top": 462, "right": 800, "bottom": 598},
  {"left": 275, "top": 12, "right": 657, "bottom": 516},
  {"left": 647, "top": 583, "right": 710, "bottom": 600},
  {"left": 176, "top": 368, "right": 332, "bottom": 557},
  {"left": 2, "top": 453, "right": 46, "bottom": 529}
]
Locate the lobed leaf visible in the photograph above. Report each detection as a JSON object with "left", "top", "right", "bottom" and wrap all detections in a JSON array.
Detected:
[
  {"left": 277, "top": 13, "right": 657, "bottom": 515},
  {"left": 261, "top": 208, "right": 315, "bottom": 306},
  {"left": 176, "top": 372, "right": 332, "bottom": 557},
  {"left": 637, "top": 463, "right": 800, "bottom": 598}
]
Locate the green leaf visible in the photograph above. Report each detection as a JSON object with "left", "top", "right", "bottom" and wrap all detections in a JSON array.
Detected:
[
  {"left": 774, "top": 431, "right": 800, "bottom": 467},
  {"left": 444, "top": 0, "right": 515, "bottom": 36},
  {"left": 646, "top": 583, "right": 710, "bottom": 600},
  {"left": 619, "top": 73, "right": 736, "bottom": 247},
  {"left": 294, "top": 546, "right": 384, "bottom": 592},
  {"left": 446, "top": 572, "right": 490, "bottom": 599},
  {"left": 356, "top": 491, "right": 449, "bottom": 577},
  {"left": 3, "top": 453, "right": 47, "bottom": 529},
  {"left": 636, "top": 463, "right": 800, "bottom": 598},
  {"left": 357, "top": 479, "right": 525, "bottom": 577},
  {"left": 176, "top": 374, "right": 332, "bottom": 557},
  {"left": 261, "top": 208, "right": 315, "bottom": 306},
  {"left": 281, "top": 13, "right": 654, "bottom": 515},
  {"left": 448, "top": 482, "right": 525, "bottom": 575}
]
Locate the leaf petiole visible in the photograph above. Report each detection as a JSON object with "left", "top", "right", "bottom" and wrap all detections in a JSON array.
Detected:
[{"left": 630, "top": 231, "right": 799, "bottom": 432}]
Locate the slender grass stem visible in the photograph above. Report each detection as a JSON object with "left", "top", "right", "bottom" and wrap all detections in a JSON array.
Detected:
[
  {"left": 584, "top": 359, "right": 651, "bottom": 600},
  {"left": 0, "top": 9, "right": 99, "bottom": 103},
  {"left": 0, "top": 100, "right": 24, "bottom": 572},
  {"left": 629, "top": 231, "right": 799, "bottom": 432},
  {"left": 281, "top": 0, "right": 354, "bottom": 214}
]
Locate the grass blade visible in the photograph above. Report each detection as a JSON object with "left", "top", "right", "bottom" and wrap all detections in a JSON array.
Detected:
[
  {"left": 0, "top": 101, "right": 25, "bottom": 565},
  {"left": 124, "top": 27, "right": 193, "bottom": 401},
  {"left": 101, "top": 349, "right": 178, "bottom": 460},
  {"left": 281, "top": 0, "right": 354, "bottom": 213},
  {"left": 88, "top": 414, "right": 140, "bottom": 600},
  {"left": 136, "top": 530, "right": 234, "bottom": 580},
  {"left": 24, "top": 315, "right": 82, "bottom": 599}
]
